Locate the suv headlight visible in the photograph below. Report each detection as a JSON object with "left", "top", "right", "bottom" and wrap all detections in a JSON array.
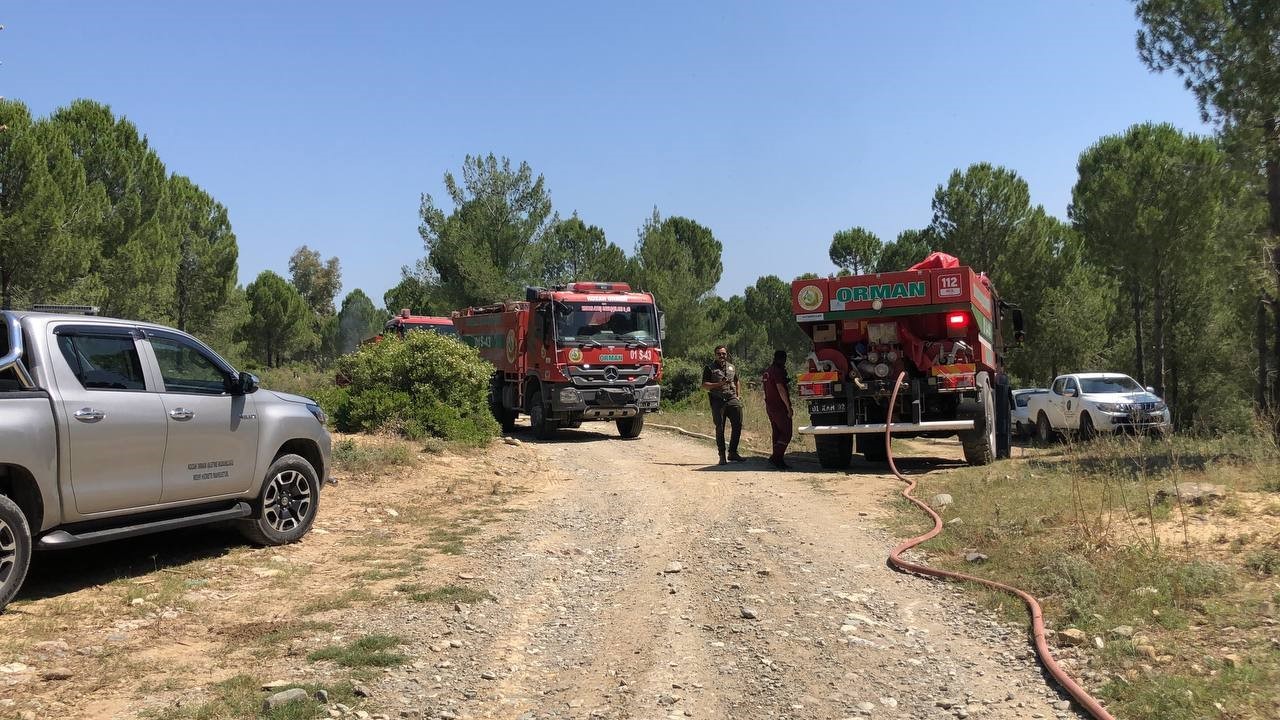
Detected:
[
  {"left": 1096, "top": 403, "right": 1125, "bottom": 413},
  {"left": 306, "top": 403, "right": 327, "bottom": 425},
  {"left": 1152, "top": 401, "right": 1167, "bottom": 412}
]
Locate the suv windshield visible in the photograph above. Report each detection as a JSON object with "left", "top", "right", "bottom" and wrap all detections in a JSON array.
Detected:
[
  {"left": 553, "top": 302, "right": 658, "bottom": 346},
  {"left": 1014, "top": 390, "right": 1046, "bottom": 407},
  {"left": 1080, "top": 376, "right": 1143, "bottom": 394}
]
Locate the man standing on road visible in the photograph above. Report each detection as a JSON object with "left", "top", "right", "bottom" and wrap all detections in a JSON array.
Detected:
[
  {"left": 762, "top": 349, "right": 793, "bottom": 469},
  {"left": 702, "top": 345, "right": 744, "bottom": 465}
]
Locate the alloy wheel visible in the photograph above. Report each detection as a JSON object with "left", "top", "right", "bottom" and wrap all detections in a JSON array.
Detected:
[
  {"left": 262, "top": 470, "right": 313, "bottom": 533},
  {"left": 0, "top": 518, "right": 16, "bottom": 586}
]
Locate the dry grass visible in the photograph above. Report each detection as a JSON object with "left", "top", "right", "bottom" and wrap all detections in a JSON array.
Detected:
[{"left": 892, "top": 430, "right": 1280, "bottom": 720}]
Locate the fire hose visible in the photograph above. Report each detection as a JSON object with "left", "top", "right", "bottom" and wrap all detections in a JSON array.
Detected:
[{"left": 884, "top": 372, "right": 1115, "bottom": 720}]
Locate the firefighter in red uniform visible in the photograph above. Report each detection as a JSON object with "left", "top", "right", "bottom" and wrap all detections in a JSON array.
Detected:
[{"left": 762, "top": 349, "right": 793, "bottom": 469}]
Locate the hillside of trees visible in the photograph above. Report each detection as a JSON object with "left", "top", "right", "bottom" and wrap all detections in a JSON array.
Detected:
[{"left": 2, "top": 2, "right": 1276, "bottom": 434}]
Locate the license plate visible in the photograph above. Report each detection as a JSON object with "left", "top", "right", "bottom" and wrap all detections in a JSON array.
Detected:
[
  {"left": 600, "top": 354, "right": 623, "bottom": 362},
  {"left": 809, "top": 401, "right": 846, "bottom": 414}
]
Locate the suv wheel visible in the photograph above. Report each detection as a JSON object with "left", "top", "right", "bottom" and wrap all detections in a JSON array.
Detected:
[
  {"left": 0, "top": 495, "right": 32, "bottom": 613},
  {"left": 239, "top": 454, "right": 321, "bottom": 546}
]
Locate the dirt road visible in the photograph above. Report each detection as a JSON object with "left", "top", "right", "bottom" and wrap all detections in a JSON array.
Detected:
[{"left": 0, "top": 427, "right": 1082, "bottom": 720}]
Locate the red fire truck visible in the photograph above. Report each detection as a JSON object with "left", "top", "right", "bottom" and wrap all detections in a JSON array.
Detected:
[
  {"left": 452, "top": 282, "right": 664, "bottom": 439},
  {"left": 363, "top": 310, "right": 456, "bottom": 345},
  {"left": 790, "top": 253, "right": 1023, "bottom": 468}
]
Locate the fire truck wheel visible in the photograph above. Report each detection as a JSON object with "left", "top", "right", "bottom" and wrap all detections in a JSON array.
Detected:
[
  {"left": 857, "top": 432, "right": 888, "bottom": 463},
  {"left": 815, "top": 434, "right": 852, "bottom": 469},
  {"left": 489, "top": 376, "right": 517, "bottom": 432},
  {"left": 960, "top": 374, "right": 996, "bottom": 466},
  {"left": 529, "top": 390, "right": 558, "bottom": 440},
  {"left": 616, "top": 413, "right": 644, "bottom": 439}
]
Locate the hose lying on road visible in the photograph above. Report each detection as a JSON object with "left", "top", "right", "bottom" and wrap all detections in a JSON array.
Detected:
[
  {"left": 883, "top": 372, "right": 1114, "bottom": 720},
  {"left": 647, "top": 422, "right": 717, "bottom": 442}
]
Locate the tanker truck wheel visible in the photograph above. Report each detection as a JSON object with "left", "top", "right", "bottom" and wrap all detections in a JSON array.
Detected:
[
  {"left": 616, "top": 413, "right": 644, "bottom": 439},
  {"left": 959, "top": 373, "right": 996, "bottom": 466},
  {"left": 528, "top": 390, "right": 558, "bottom": 440},
  {"left": 815, "top": 434, "right": 852, "bottom": 470},
  {"left": 857, "top": 433, "right": 888, "bottom": 463}
]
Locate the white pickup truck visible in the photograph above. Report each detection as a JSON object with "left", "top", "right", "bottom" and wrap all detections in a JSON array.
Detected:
[
  {"left": 1027, "top": 373, "right": 1171, "bottom": 442},
  {"left": 1, "top": 309, "right": 332, "bottom": 612}
]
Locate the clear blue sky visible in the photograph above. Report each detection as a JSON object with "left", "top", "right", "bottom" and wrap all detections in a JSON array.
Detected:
[{"left": 3, "top": 1, "right": 1210, "bottom": 305}]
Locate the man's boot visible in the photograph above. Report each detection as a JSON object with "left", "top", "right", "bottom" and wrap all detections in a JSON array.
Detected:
[
  {"left": 728, "top": 450, "right": 745, "bottom": 462},
  {"left": 718, "top": 450, "right": 728, "bottom": 466}
]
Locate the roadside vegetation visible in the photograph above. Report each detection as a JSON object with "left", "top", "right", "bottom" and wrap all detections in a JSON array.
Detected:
[{"left": 894, "top": 431, "right": 1280, "bottom": 720}]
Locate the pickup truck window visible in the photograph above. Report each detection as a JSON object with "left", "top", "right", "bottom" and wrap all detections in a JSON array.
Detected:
[
  {"left": 1051, "top": 377, "right": 1067, "bottom": 394},
  {"left": 56, "top": 334, "right": 147, "bottom": 391},
  {"left": 149, "top": 336, "right": 227, "bottom": 394}
]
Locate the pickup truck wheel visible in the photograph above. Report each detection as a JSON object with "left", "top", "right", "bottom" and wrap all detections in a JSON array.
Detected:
[
  {"left": 616, "top": 413, "right": 644, "bottom": 439},
  {"left": 1036, "top": 412, "right": 1054, "bottom": 444},
  {"left": 239, "top": 454, "right": 320, "bottom": 547},
  {"left": 815, "top": 434, "right": 853, "bottom": 469},
  {"left": 529, "top": 391, "right": 558, "bottom": 440},
  {"left": 960, "top": 375, "right": 996, "bottom": 466},
  {"left": 1079, "top": 413, "right": 1097, "bottom": 441},
  {"left": 0, "top": 495, "right": 32, "bottom": 613}
]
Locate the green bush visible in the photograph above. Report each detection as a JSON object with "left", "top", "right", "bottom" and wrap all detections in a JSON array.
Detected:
[
  {"left": 661, "top": 356, "right": 705, "bottom": 406},
  {"left": 330, "top": 332, "right": 498, "bottom": 444}
]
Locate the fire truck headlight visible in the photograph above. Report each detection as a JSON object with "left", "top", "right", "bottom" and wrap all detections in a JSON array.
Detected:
[
  {"left": 559, "top": 388, "right": 581, "bottom": 405},
  {"left": 639, "top": 385, "right": 662, "bottom": 403}
]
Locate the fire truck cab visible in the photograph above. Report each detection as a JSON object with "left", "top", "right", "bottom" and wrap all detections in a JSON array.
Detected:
[{"left": 453, "top": 282, "right": 664, "bottom": 440}]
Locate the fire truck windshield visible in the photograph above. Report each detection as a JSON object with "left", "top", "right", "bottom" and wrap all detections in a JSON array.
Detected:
[{"left": 553, "top": 302, "right": 658, "bottom": 347}]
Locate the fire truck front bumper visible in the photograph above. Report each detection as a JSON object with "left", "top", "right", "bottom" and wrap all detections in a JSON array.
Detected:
[{"left": 552, "top": 385, "right": 661, "bottom": 414}]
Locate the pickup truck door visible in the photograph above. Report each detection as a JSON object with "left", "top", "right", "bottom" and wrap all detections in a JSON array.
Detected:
[
  {"left": 141, "top": 331, "right": 260, "bottom": 504},
  {"left": 1062, "top": 377, "right": 1080, "bottom": 428},
  {"left": 50, "top": 325, "right": 166, "bottom": 515},
  {"left": 1045, "top": 377, "right": 1068, "bottom": 428}
]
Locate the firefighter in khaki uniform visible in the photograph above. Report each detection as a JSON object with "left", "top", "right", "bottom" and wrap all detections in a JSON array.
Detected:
[{"left": 702, "top": 345, "right": 744, "bottom": 465}]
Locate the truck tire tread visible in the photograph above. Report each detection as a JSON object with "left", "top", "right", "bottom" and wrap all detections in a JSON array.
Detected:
[
  {"left": 616, "top": 414, "right": 644, "bottom": 439},
  {"left": 815, "top": 434, "right": 853, "bottom": 469},
  {"left": 238, "top": 454, "right": 321, "bottom": 547},
  {"left": 0, "top": 494, "right": 33, "bottom": 613}
]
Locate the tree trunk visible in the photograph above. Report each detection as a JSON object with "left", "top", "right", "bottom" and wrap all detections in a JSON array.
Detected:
[
  {"left": 1260, "top": 296, "right": 1272, "bottom": 413},
  {"left": 1152, "top": 265, "right": 1165, "bottom": 398},
  {"left": 1131, "top": 281, "right": 1146, "bottom": 385},
  {"left": 1266, "top": 121, "right": 1280, "bottom": 428}
]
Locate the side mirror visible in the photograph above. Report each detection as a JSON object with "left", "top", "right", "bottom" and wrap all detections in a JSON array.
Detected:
[
  {"left": 1064, "top": 387, "right": 1077, "bottom": 398},
  {"left": 1145, "top": 386, "right": 1155, "bottom": 394},
  {"left": 1011, "top": 308, "right": 1025, "bottom": 346},
  {"left": 658, "top": 310, "right": 667, "bottom": 341},
  {"left": 237, "top": 371, "right": 259, "bottom": 395}
]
